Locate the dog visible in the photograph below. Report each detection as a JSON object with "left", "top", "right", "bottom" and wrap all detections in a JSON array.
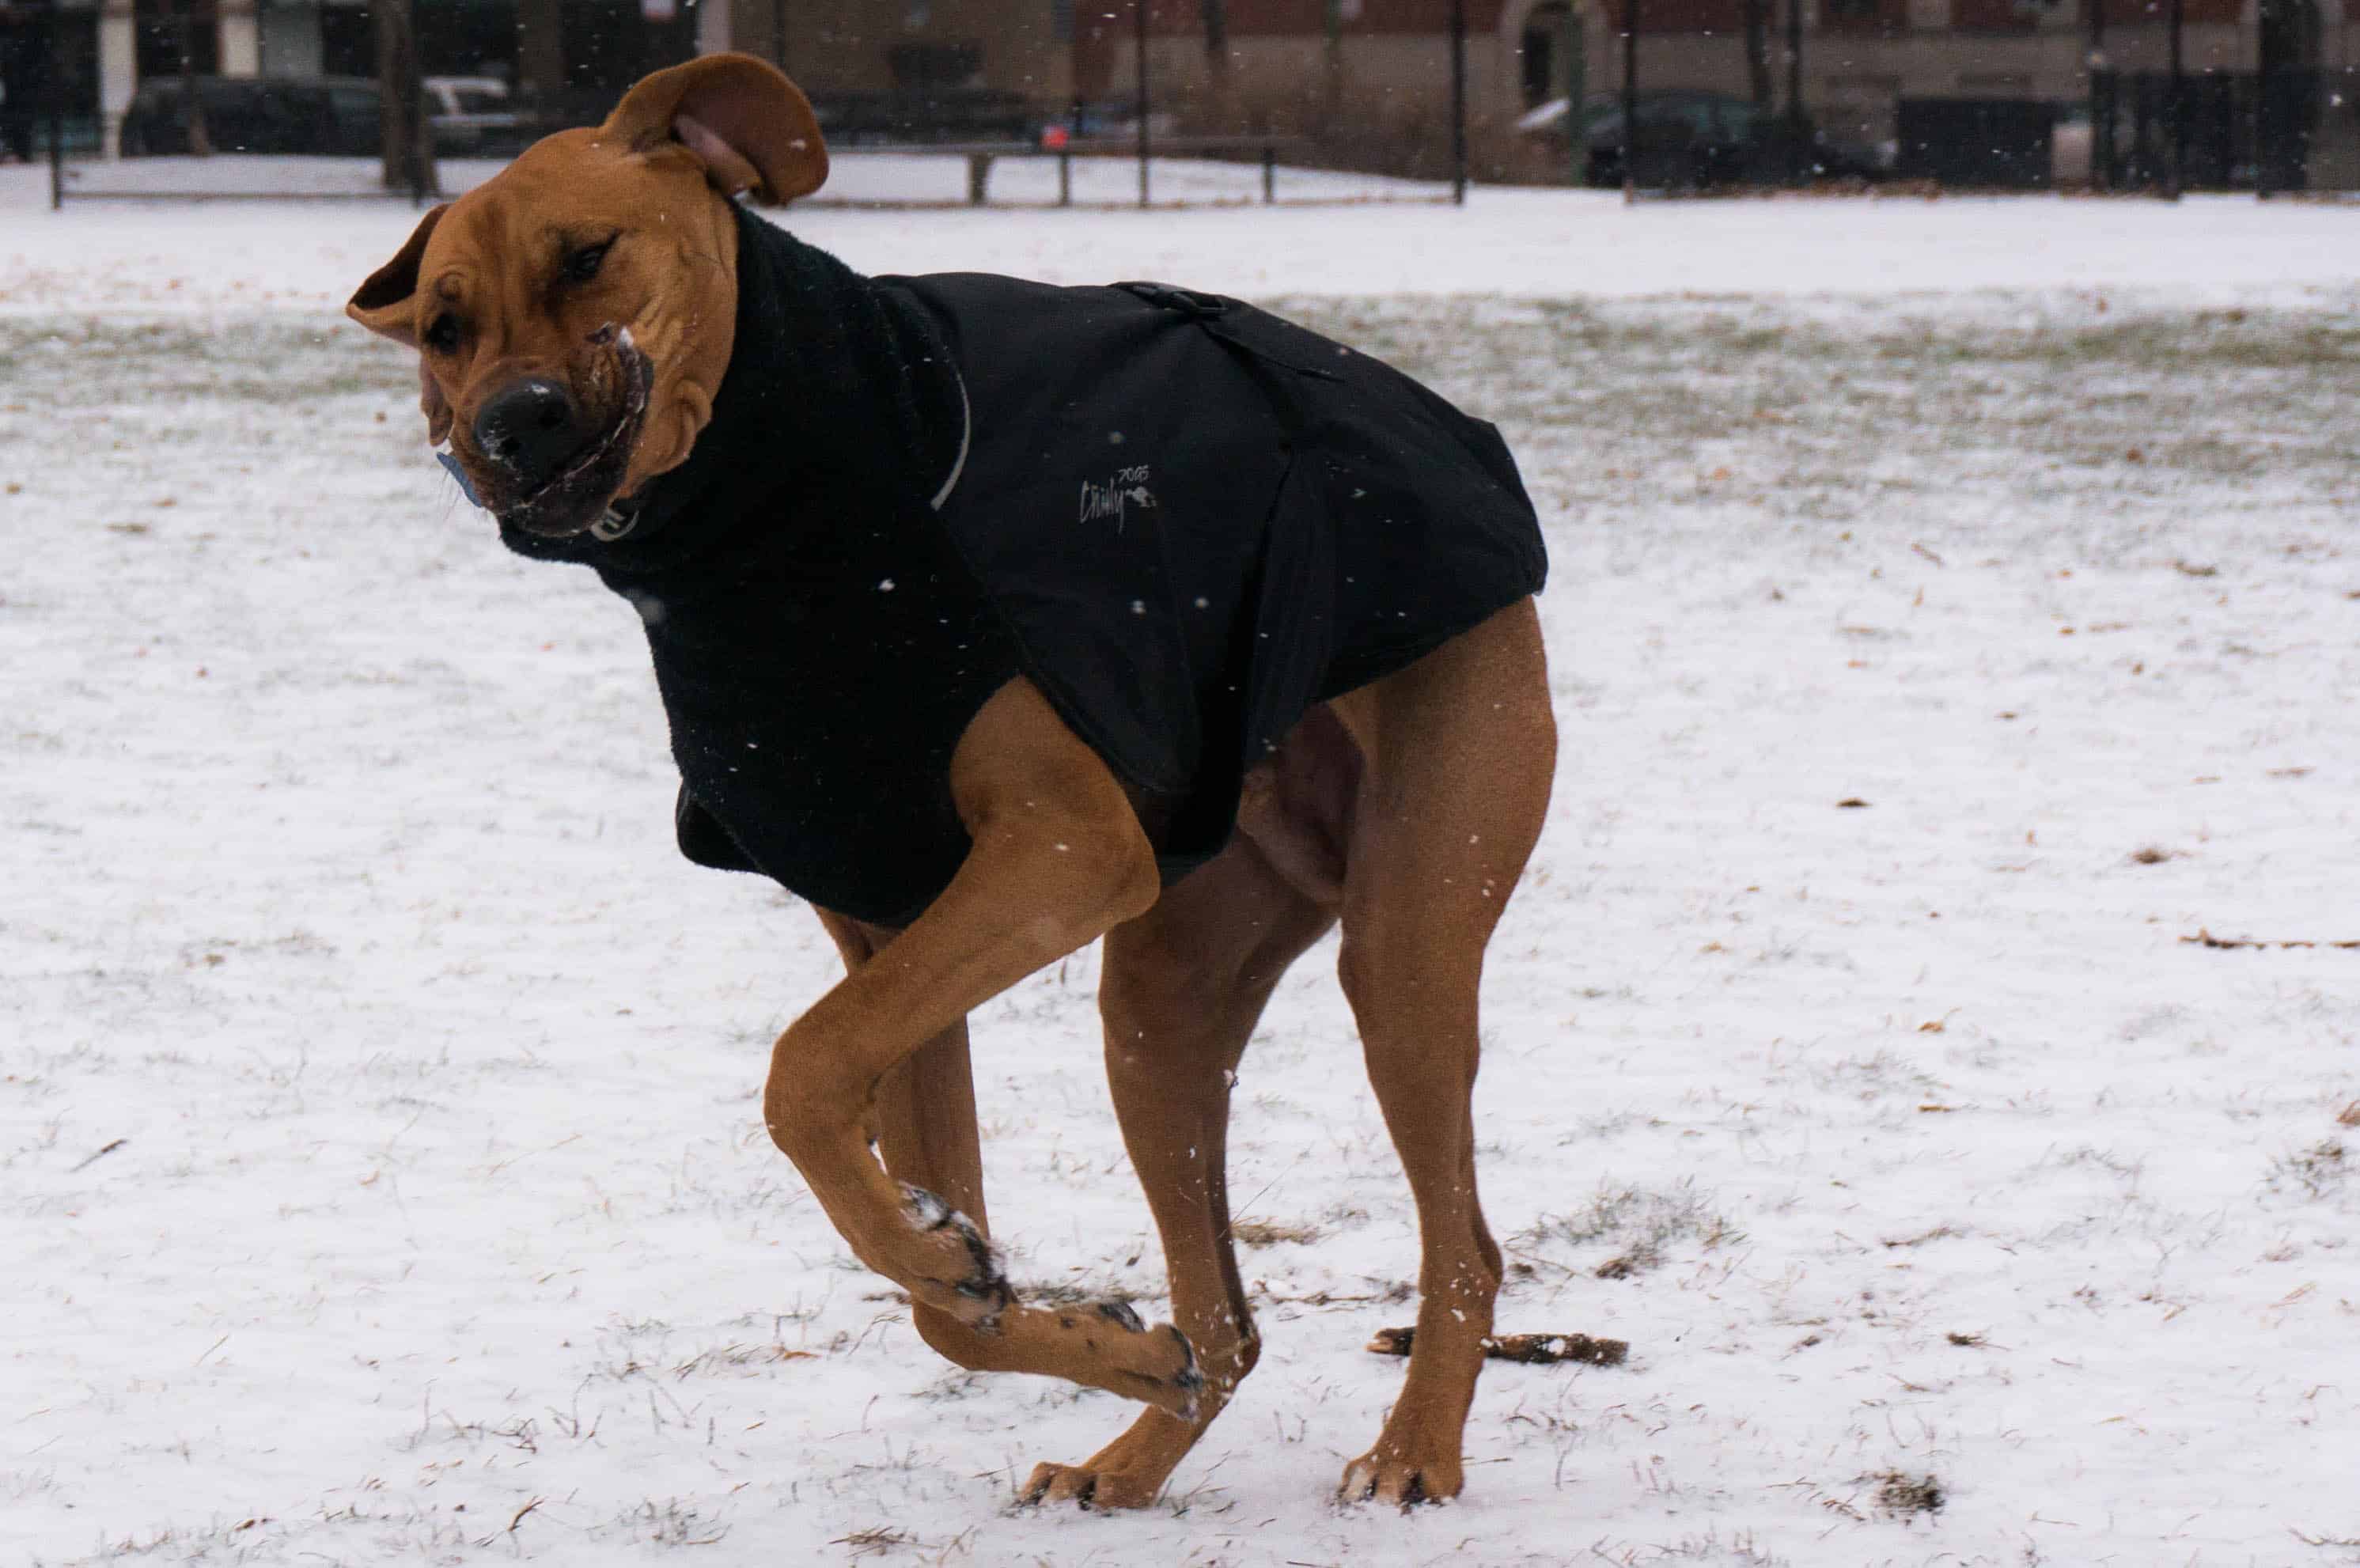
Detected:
[{"left": 348, "top": 53, "right": 1555, "bottom": 1510}]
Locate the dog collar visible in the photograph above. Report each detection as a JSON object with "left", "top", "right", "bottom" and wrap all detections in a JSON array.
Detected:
[
  {"left": 435, "top": 447, "right": 485, "bottom": 508},
  {"left": 438, "top": 447, "right": 643, "bottom": 541},
  {"left": 591, "top": 499, "right": 641, "bottom": 540}
]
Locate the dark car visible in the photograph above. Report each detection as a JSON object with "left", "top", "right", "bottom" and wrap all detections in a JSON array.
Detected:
[
  {"left": 1528, "top": 89, "right": 1887, "bottom": 188},
  {"left": 119, "top": 75, "right": 383, "bottom": 157},
  {"left": 808, "top": 85, "right": 1034, "bottom": 146}
]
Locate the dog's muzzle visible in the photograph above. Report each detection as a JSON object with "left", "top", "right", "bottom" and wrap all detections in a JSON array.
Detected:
[{"left": 445, "top": 330, "right": 654, "bottom": 540}]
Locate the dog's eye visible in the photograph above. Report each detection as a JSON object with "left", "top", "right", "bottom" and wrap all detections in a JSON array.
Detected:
[
  {"left": 423, "top": 312, "right": 460, "bottom": 354},
  {"left": 563, "top": 241, "right": 612, "bottom": 285}
]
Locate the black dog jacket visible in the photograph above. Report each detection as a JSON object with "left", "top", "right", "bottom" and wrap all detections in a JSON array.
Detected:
[{"left": 498, "top": 206, "right": 1546, "bottom": 929}]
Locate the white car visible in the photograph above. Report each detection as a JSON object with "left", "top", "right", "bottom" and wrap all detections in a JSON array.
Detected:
[{"left": 423, "top": 76, "right": 528, "bottom": 156}]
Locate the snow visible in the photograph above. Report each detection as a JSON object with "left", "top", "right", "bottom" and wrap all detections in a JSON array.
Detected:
[
  {"left": 7, "top": 159, "right": 2360, "bottom": 316},
  {"left": 4, "top": 165, "right": 2358, "bottom": 1567}
]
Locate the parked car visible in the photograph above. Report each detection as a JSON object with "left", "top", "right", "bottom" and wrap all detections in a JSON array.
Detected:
[
  {"left": 422, "top": 74, "right": 532, "bottom": 157},
  {"left": 1522, "top": 89, "right": 1888, "bottom": 187},
  {"left": 121, "top": 74, "right": 536, "bottom": 159},
  {"left": 120, "top": 75, "right": 381, "bottom": 157},
  {"left": 809, "top": 85, "right": 1035, "bottom": 146}
]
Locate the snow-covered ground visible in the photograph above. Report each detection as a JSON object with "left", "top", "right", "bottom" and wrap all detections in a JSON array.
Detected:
[{"left": 3, "top": 171, "right": 2358, "bottom": 1567}]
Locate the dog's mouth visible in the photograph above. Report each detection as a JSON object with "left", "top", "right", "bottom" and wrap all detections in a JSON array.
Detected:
[{"left": 497, "top": 329, "right": 656, "bottom": 540}]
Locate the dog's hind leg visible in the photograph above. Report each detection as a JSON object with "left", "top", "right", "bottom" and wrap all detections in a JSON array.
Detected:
[
  {"left": 1327, "top": 597, "right": 1555, "bottom": 1507},
  {"left": 1022, "top": 828, "right": 1338, "bottom": 1509}
]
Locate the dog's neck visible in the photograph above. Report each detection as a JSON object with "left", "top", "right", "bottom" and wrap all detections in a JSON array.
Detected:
[{"left": 498, "top": 203, "right": 965, "bottom": 574}]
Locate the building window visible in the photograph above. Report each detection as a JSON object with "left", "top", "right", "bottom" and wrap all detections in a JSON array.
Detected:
[
  {"left": 889, "top": 41, "right": 983, "bottom": 91},
  {"left": 1824, "top": 0, "right": 1906, "bottom": 31},
  {"left": 134, "top": 0, "right": 219, "bottom": 79},
  {"left": 1521, "top": 2, "right": 1574, "bottom": 108}
]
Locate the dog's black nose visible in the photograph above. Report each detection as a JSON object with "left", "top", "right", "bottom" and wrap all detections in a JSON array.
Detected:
[{"left": 472, "top": 378, "right": 580, "bottom": 484}]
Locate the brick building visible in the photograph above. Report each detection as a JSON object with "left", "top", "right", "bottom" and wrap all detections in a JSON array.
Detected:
[{"left": 36, "top": 0, "right": 2358, "bottom": 184}]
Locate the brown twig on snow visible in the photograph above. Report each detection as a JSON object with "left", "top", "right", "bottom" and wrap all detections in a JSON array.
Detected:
[
  {"left": 2181, "top": 929, "right": 2360, "bottom": 952},
  {"left": 1366, "top": 1327, "right": 1628, "bottom": 1366},
  {"left": 70, "top": 1138, "right": 127, "bottom": 1172}
]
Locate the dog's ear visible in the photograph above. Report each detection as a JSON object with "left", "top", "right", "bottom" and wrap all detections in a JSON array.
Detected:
[
  {"left": 603, "top": 53, "right": 828, "bottom": 205},
  {"left": 347, "top": 203, "right": 450, "bottom": 346}
]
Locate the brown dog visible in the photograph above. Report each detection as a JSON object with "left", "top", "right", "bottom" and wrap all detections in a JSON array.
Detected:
[{"left": 348, "top": 54, "right": 1555, "bottom": 1510}]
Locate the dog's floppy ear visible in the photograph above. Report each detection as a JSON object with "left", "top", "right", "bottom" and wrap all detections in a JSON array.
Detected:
[
  {"left": 346, "top": 203, "right": 450, "bottom": 347},
  {"left": 348, "top": 206, "right": 455, "bottom": 444},
  {"left": 602, "top": 53, "right": 828, "bottom": 205}
]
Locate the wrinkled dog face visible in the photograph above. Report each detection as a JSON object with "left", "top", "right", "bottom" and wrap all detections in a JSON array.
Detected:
[{"left": 348, "top": 55, "right": 827, "bottom": 537}]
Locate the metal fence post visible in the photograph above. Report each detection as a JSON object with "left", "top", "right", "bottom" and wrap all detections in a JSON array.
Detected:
[
  {"left": 1135, "top": 0, "right": 1151, "bottom": 209},
  {"left": 1622, "top": 0, "right": 1639, "bottom": 203},
  {"left": 45, "top": 1, "right": 66, "bottom": 209},
  {"left": 1786, "top": 0, "right": 1805, "bottom": 184},
  {"left": 2093, "top": 69, "right": 2116, "bottom": 192},
  {"left": 1060, "top": 96, "right": 1078, "bottom": 207},
  {"left": 2165, "top": 0, "right": 2184, "bottom": 198},
  {"left": 1449, "top": 0, "right": 1467, "bottom": 204},
  {"left": 1262, "top": 140, "right": 1275, "bottom": 202}
]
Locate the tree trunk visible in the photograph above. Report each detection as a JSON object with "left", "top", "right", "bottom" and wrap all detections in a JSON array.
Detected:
[
  {"left": 179, "top": 2, "right": 210, "bottom": 155},
  {"left": 517, "top": 0, "right": 565, "bottom": 123},
  {"left": 1741, "top": 0, "right": 1773, "bottom": 115},
  {"left": 1200, "top": 0, "right": 1230, "bottom": 123},
  {"left": 1321, "top": 0, "right": 1343, "bottom": 130},
  {"left": 374, "top": 0, "right": 431, "bottom": 194}
]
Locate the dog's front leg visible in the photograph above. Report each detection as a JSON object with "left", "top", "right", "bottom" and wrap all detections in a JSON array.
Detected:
[{"left": 763, "top": 679, "right": 1201, "bottom": 1415}]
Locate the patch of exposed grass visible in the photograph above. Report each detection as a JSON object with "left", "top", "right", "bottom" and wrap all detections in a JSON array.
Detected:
[
  {"left": 1230, "top": 1218, "right": 1322, "bottom": 1247},
  {"left": 1515, "top": 1178, "right": 1745, "bottom": 1280},
  {"left": 1267, "top": 293, "right": 2360, "bottom": 535},
  {"left": 2268, "top": 1138, "right": 2350, "bottom": 1201},
  {"left": 1871, "top": 1469, "right": 1946, "bottom": 1519}
]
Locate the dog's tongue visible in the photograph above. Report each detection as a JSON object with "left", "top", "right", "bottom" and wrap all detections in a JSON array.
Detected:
[{"left": 435, "top": 449, "right": 489, "bottom": 510}]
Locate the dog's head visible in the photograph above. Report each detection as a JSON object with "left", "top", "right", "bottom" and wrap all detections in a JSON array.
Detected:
[{"left": 347, "top": 54, "right": 826, "bottom": 537}]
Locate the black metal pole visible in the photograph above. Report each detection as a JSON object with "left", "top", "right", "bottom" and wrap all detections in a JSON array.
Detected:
[
  {"left": 1061, "top": 95, "right": 1078, "bottom": 206},
  {"left": 1621, "top": 0, "right": 1638, "bottom": 202},
  {"left": 2165, "top": 0, "right": 2184, "bottom": 198},
  {"left": 2252, "top": 1, "right": 2271, "bottom": 199},
  {"left": 2086, "top": 0, "right": 2108, "bottom": 191},
  {"left": 1449, "top": 0, "right": 1466, "bottom": 203},
  {"left": 409, "top": 0, "right": 429, "bottom": 206},
  {"left": 37, "top": 0, "right": 59, "bottom": 208},
  {"left": 1135, "top": 0, "right": 1150, "bottom": 209},
  {"left": 1786, "top": 0, "right": 1803, "bottom": 183},
  {"left": 2254, "top": 68, "right": 2268, "bottom": 197},
  {"left": 49, "top": 88, "right": 64, "bottom": 210}
]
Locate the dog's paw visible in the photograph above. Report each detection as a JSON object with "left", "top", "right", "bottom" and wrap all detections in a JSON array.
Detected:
[
  {"left": 1037, "top": 1308, "right": 1200, "bottom": 1420},
  {"left": 1093, "top": 1298, "right": 1146, "bottom": 1334},
  {"left": 1107, "top": 1322, "right": 1202, "bottom": 1420},
  {"left": 1019, "top": 1460, "right": 1165, "bottom": 1511},
  {"left": 900, "top": 1183, "right": 1012, "bottom": 1326},
  {"left": 1338, "top": 1441, "right": 1463, "bottom": 1509}
]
